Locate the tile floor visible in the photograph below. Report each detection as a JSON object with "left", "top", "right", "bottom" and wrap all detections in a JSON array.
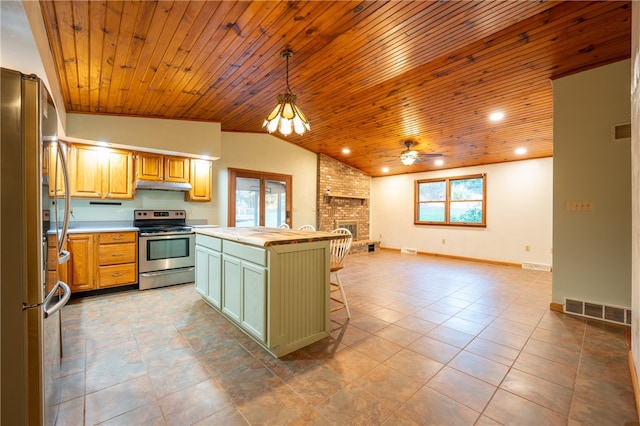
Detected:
[{"left": 54, "top": 250, "right": 638, "bottom": 425}]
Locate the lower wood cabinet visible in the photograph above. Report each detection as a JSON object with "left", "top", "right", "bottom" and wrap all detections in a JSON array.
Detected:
[{"left": 64, "top": 231, "right": 138, "bottom": 292}]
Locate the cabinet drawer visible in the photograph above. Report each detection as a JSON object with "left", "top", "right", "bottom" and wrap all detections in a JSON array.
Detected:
[
  {"left": 98, "top": 263, "right": 136, "bottom": 287},
  {"left": 196, "top": 234, "right": 222, "bottom": 252},
  {"left": 223, "top": 240, "right": 266, "bottom": 266},
  {"left": 98, "top": 242, "right": 136, "bottom": 265},
  {"left": 99, "top": 232, "right": 136, "bottom": 244}
]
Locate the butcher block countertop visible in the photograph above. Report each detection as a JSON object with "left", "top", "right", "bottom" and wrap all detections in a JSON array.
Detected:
[{"left": 194, "top": 226, "right": 341, "bottom": 247}]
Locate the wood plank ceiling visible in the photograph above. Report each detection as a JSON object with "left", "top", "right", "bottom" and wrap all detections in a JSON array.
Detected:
[{"left": 40, "top": 1, "right": 631, "bottom": 177}]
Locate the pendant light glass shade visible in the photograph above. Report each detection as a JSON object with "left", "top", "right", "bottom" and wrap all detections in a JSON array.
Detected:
[{"left": 263, "top": 50, "right": 310, "bottom": 136}]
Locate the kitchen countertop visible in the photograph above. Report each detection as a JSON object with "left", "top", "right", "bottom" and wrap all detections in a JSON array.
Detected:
[
  {"left": 195, "top": 226, "right": 341, "bottom": 247},
  {"left": 47, "top": 221, "right": 137, "bottom": 234}
]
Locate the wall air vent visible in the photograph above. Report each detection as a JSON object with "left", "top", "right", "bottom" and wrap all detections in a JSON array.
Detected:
[
  {"left": 400, "top": 247, "right": 417, "bottom": 255},
  {"left": 565, "top": 299, "right": 583, "bottom": 315},
  {"left": 564, "top": 298, "right": 630, "bottom": 326},
  {"left": 611, "top": 122, "right": 631, "bottom": 143}
]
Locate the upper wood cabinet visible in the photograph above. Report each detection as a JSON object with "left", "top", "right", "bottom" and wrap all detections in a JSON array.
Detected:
[
  {"left": 135, "top": 153, "right": 189, "bottom": 183},
  {"left": 164, "top": 156, "right": 190, "bottom": 183},
  {"left": 69, "top": 144, "right": 134, "bottom": 199},
  {"left": 186, "top": 159, "right": 212, "bottom": 202},
  {"left": 135, "top": 152, "right": 163, "bottom": 181}
]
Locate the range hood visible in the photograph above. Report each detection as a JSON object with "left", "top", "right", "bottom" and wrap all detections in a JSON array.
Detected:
[{"left": 135, "top": 180, "right": 192, "bottom": 191}]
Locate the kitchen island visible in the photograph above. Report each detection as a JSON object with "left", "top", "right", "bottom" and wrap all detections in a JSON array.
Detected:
[{"left": 194, "top": 227, "right": 341, "bottom": 357}]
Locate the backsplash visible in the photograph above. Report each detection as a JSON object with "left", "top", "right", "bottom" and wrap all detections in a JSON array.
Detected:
[{"left": 46, "top": 189, "right": 213, "bottom": 226}]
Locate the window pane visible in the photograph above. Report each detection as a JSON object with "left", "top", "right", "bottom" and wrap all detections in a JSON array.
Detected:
[
  {"left": 451, "top": 178, "right": 483, "bottom": 201},
  {"left": 419, "top": 181, "right": 446, "bottom": 201},
  {"left": 235, "top": 177, "right": 260, "bottom": 227},
  {"left": 450, "top": 201, "right": 483, "bottom": 223},
  {"left": 418, "top": 202, "right": 445, "bottom": 222},
  {"left": 265, "top": 180, "right": 287, "bottom": 227}
]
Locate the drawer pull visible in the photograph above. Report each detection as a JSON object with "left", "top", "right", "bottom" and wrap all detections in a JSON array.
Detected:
[
  {"left": 111, "top": 236, "right": 124, "bottom": 240},
  {"left": 111, "top": 272, "right": 123, "bottom": 277},
  {"left": 111, "top": 253, "right": 124, "bottom": 257}
]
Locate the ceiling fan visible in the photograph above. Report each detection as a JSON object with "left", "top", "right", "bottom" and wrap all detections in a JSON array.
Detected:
[{"left": 399, "top": 140, "right": 443, "bottom": 165}]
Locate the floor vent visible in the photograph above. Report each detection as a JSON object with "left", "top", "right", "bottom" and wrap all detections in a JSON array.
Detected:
[
  {"left": 521, "top": 262, "right": 552, "bottom": 272},
  {"left": 564, "top": 298, "right": 630, "bottom": 326},
  {"left": 611, "top": 122, "right": 631, "bottom": 143},
  {"left": 400, "top": 247, "right": 417, "bottom": 254}
]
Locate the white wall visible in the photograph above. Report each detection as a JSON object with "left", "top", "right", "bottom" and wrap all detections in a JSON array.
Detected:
[
  {"left": 65, "top": 114, "right": 221, "bottom": 159},
  {"left": 371, "top": 158, "right": 553, "bottom": 266},
  {"left": 552, "top": 59, "right": 631, "bottom": 308},
  {"left": 210, "top": 132, "right": 318, "bottom": 228}
]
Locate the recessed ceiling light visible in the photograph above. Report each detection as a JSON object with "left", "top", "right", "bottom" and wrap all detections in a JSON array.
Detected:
[
  {"left": 381, "top": 167, "right": 389, "bottom": 173},
  {"left": 342, "top": 148, "right": 351, "bottom": 154},
  {"left": 515, "top": 147, "right": 527, "bottom": 155},
  {"left": 434, "top": 159, "right": 444, "bottom": 166},
  {"left": 489, "top": 112, "right": 504, "bottom": 121}
]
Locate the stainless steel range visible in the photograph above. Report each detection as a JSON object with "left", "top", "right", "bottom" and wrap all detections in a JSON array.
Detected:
[{"left": 134, "top": 209, "right": 195, "bottom": 290}]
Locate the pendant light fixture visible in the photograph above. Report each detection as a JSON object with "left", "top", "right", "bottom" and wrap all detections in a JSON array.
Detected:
[{"left": 263, "top": 49, "right": 310, "bottom": 136}]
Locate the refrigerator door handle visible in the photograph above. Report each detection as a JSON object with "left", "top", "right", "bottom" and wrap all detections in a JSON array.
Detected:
[
  {"left": 55, "top": 141, "right": 71, "bottom": 254},
  {"left": 43, "top": 280, "right": 70, "bottom": 318},
  {"left": 58, "top": 249, "right": 70, "bottom": 265}
]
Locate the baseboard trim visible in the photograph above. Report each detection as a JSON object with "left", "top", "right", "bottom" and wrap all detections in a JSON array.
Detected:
[
  {"left": 549, "top": 302, "right": 564, "bottom": 313},
  {"left": 628, "top": 349, "right": 640, "bottom": 423},
  {"left": 380, "top": 246, "right": 520, "bottom": 268}
]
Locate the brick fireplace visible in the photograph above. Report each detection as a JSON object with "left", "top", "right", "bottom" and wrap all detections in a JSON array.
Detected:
[{"left": 317, "top": 154, "right": 379, "bottom": 254}]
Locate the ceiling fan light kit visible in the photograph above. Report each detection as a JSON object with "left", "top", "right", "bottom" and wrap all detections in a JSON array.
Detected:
[
  {"left": 263, "top": 49, "right": 310, "bottom": 137},
  {"left": 400, "top": 140, "right": 419, "bottom": 165}
]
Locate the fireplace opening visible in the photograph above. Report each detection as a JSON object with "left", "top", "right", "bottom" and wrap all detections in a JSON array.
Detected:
[{"left": 335, "top": 220, "right": 357, "bottom": 239}]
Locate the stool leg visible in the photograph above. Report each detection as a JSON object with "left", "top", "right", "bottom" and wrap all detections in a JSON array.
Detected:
[{"left": 335, "top": 272, "right": 351, "bottom": 318}]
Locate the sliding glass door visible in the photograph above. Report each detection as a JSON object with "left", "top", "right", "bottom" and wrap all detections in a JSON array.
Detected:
[{"left": 229, "top": 169, "right": 292, "bottom": 227}]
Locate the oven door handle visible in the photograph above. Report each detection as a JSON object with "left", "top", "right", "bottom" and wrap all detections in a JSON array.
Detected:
[
  {"left": 139, "top": 232, "right": 194, "bottom": 237},
  {"left": 140, "top": 267, "right": 195, "bottom": 278}
]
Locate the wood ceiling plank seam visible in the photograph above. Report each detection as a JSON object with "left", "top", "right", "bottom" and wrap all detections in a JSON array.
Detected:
[
  {"left": 166, "top": 0, "right": 309, "bottom": 118},
  {"left": 96, "top": 0, "right": 124, "bottom": 114},
  {"left": 116, "top": 0, "right": 171, "bottom": 115},
  {"left": 108, "top": 1, "right": 157, "bottom": 114},
  {"left": 120, "top": 0, "right": 202, "bottom": 115},
  {"left": 155, "top": 0, "right": 271, "bottom": 118},
  {"left": 174, "top": 1, "right": 366, "bottom": 120},
  {"left": 87, "top": 1, "right": 107, "bottom": 113},
  {"left": 127, "top": 0, "right": 196, "bottom": 115},
  {"left": 120, "top": 0, "right": 183, "bottom": 115},
  {"left": 70, "top": 2, "right": 90, "bottom": 112},
  {"left": 39, "top": 1, "right": 72, "bottom": 111}
]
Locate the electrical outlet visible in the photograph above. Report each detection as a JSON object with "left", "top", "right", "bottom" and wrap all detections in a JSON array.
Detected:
[
  {"left": 441, "top": 238, "right": 446, "bottom": 244},
  {"left": 525, "top": 245, "right": 530, "bottom": 252},
  {"left": 188, "top": 208, "right": 194, "bottom": 216}
]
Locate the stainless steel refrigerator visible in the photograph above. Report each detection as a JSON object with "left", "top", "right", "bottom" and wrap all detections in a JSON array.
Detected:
[{"left": 1, "top": 68, "right": 72, "bottom": 425}]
